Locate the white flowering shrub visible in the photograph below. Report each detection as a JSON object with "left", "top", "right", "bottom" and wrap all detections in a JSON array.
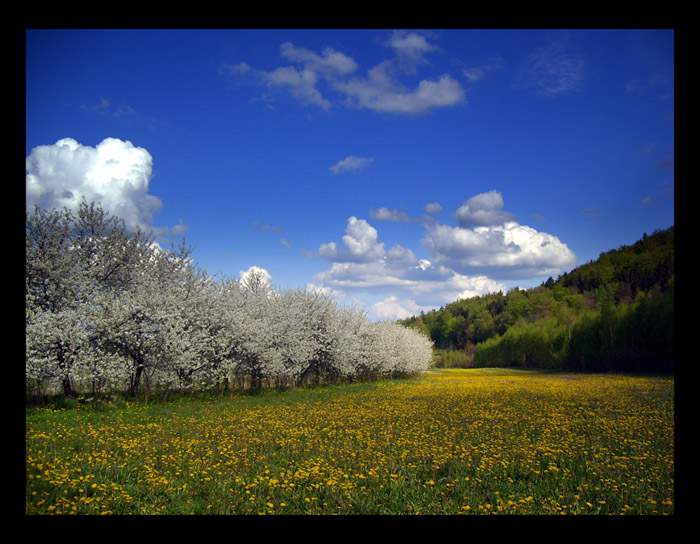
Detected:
[{"left": 26, "top": 202, "right": 434, "bottom": 400}]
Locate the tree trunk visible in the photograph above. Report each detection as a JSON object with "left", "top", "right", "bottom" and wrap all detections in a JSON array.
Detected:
[
  {"left": 56, "top": 341, "right": 74, "bottom": 397},
  {"left": 62, "top": 376, "right": 74, "bottom": 398},
  {"left": 129, "top": 354, "right": 145, "bottom": 397}
]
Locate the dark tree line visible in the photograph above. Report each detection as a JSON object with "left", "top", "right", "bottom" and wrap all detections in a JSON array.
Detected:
[{"left": 401, "top": 227, "right": 674, "bottom": 373}]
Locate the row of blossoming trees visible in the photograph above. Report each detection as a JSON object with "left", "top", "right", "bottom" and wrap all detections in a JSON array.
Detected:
[{"left": 26, "top": 202, "right": 433, "bottom": 401}]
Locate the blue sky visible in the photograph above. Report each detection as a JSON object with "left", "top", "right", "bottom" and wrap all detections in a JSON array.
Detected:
[{"left": 26, "top": 29, "right": 674, "bottom": 320}]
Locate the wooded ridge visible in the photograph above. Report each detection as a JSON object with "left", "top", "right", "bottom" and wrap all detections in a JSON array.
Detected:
[{"left": 400, "top": 226, "right": 674, "bottom": 373}]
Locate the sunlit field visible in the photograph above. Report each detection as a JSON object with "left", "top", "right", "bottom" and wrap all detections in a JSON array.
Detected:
[{"left": 26, "top": 369, "right": 674, "bottom": 515}]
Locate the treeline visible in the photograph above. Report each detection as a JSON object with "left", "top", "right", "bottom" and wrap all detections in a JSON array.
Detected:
[
  {"left": 401, "top": 227, "right": 674, "bottom": 373},
  {"left": 26, "top": 202, "right": 433, "bottom": 403}
]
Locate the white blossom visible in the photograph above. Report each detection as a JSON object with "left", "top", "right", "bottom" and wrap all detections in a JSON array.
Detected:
[{"left": 27, "top": 202, "right": 433, "bottom": 398}]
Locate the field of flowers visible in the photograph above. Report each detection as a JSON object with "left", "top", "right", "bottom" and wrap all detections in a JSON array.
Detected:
[{"left": 26, "top": 369, "right": 674, "bottom": 515}]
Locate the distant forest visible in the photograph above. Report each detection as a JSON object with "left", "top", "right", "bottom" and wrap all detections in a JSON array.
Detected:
[{"left": 400, "top": 226, "right": 674, "bottom": 373}]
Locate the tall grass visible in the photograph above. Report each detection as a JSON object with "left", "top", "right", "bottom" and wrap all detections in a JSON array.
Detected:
[{"left": 26, "top": 369, "right": 673, "bottom": 515}]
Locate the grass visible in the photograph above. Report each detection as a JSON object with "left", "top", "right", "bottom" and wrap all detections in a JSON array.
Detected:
[{"left": 25, "top": 368, "right": 674, "bottom": 515}]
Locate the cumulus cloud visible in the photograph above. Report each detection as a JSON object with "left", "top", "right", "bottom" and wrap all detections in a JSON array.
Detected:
[
  {"left": 25, "top": 137, "right": 176, "bottom": 235},
  {"left": 240, "top": 265, "right": 272, "bottom": 288},
  {"left": 330, "top": 155, "right": 374, "bottom": 174},
  {"left": 226, "top": 30, "right": 465, "bottom": 116},
  {"left": 454, "top": 190, "right": 514, "bottom": 227},
  {"left": 422, "top": 221, "right": 577, "bottom": 279},
  {"left": 313, "top": 191, "right": 576, "bottom": 319},
  {"left": 314, "top": 216, "right": 507, "bottom": 316},
  {"left": 318, "top": 216, "right": 387, "bottom": 262}
]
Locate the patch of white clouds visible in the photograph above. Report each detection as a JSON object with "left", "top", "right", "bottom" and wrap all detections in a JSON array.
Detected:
[
  {"left": 462, "top": 56, "right": 505, "bottom": 84},
  {"left": 171, "top": 218, "right": 190, "bottom": 237},
  {"left": 279, "top": 42, "right": 359, "bottom": 77},
  {"left": 513, "top": 36, "right": 586, "bottom": 97},
  {"left": 338, "top": 70, "right": 464, "bottom": 115},
  {"left": 318, "top": 216, "right": 387, "bottom": 263},
  {"left": 369, "top": 203, "right": 441, "bottom": 225},
  {"left": 369, "top": 207, "right": 413, "bottom": 222},
  {"left": 314, "top": 215, "right": 508, "bottom": 320},
  {"left": 330, "top": 155, "right": 375, "bottom": 174},
  {"left": 421, "top": 221, "right": 577, "bottom": 279},
  {"left": 370, "top": 296, "right": 434, "bottom": 321},
  {"left": 453, "top": 190, "right": 514, "bottom": 227},
  {"left": 79, "top": 97, "right": 137, "bottom": 118},
  {"left": 424, "top": 202, "right": 443, "bottom": 214},
  {"left": 313, "top": 191, "right": 577, "bottom": 320},
  {"left": 388, "top": 29, "right": 440, "bottom": 61},
  {"left": 26, "top": 137, "right": 185, "bottom": 240},
  {"left": 225, "top": 30, "right": 466, "bottom": 116}
]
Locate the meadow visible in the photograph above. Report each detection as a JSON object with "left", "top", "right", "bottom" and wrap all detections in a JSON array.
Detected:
[{"left": 25, "top": 368, "right": 674, "bottom": 515}]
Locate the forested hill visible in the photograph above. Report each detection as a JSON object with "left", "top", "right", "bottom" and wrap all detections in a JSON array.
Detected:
[
  {"left": 400, "top": 226, "right": 674, "bottom": 373},
  {"left": 554, "top": 226, "right": 674, "bottom": 302}
]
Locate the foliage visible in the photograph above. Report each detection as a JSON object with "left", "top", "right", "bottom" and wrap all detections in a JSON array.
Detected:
[
  {"left": 401, "top": 227, "right": 674, "bottom": 373},
  {"left": 26, "top": 202, "right": 433, "bottom": 401}
]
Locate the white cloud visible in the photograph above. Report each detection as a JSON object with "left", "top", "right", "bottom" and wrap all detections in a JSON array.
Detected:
[
  {"left": 369, "top": 296, "right": 432, "bottom": 321},
  {"left": 240, "top": 265, "right": 272, "bottom": 287},
  {"left": 514, "top": 37, "right": 585, "bottom": 97},
  {"left": 171, "top": 218, "right": 190, "bottom": 237},
  {"left": 80, "top": 96, "right": 112, "bottom": 114},
  {"left": 369, "top": 207, "right": 413, "bottom": 222},
  {"left": 388, "top": 30, "right": 439, "bottom": 58},
  {"left": 314, "top": 216, "right": 506, "bottom": 313},
  {"left": 463, "top": 67, "right": 485, "bottom": 83},
  {"left": 251, "top": 220, "right": 284, "bottom": 233},
  {"left": 221, "top": 61, "right": 251, "bottom": 75},
  {"left": 227, "top": 31, "right": 465, "bottom": 116},
  {"left": 330, "top": 155, "right": 374, "bottom": 174},
  {"left": 318, "top": 216, "right": 386, "bottom": 262},
  {"left": 264, "top": 66, "right": 331, "bottom": 110},
  {"left": 315, "top": 258, "right": 506, "bottom": 313},
  {"left": 424, "top": 202, "right": 443, "bottom": 214},
  {"left": 313, "top": 191, "right": 576, "bottom": 319},
  {"left": 280, "top": 42, "right": 358, "bottom": 77},
  {"left": 370, "top": 205, "right": 439, "bottom": 225},
  {"left": 453, "top": 190, "right": 514, "bottom": 227},
  {"left": 422, "top": 221, "right": 577, "bottom": 279},
  {"left": 25, "top": 137, "right": 177, "bottom": 236},
  {"left": 462, "top": 55, "right": 505, "bottom": 84},
  {"left": 338, "top": 72, "right": 464, "bottom": 115}
]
